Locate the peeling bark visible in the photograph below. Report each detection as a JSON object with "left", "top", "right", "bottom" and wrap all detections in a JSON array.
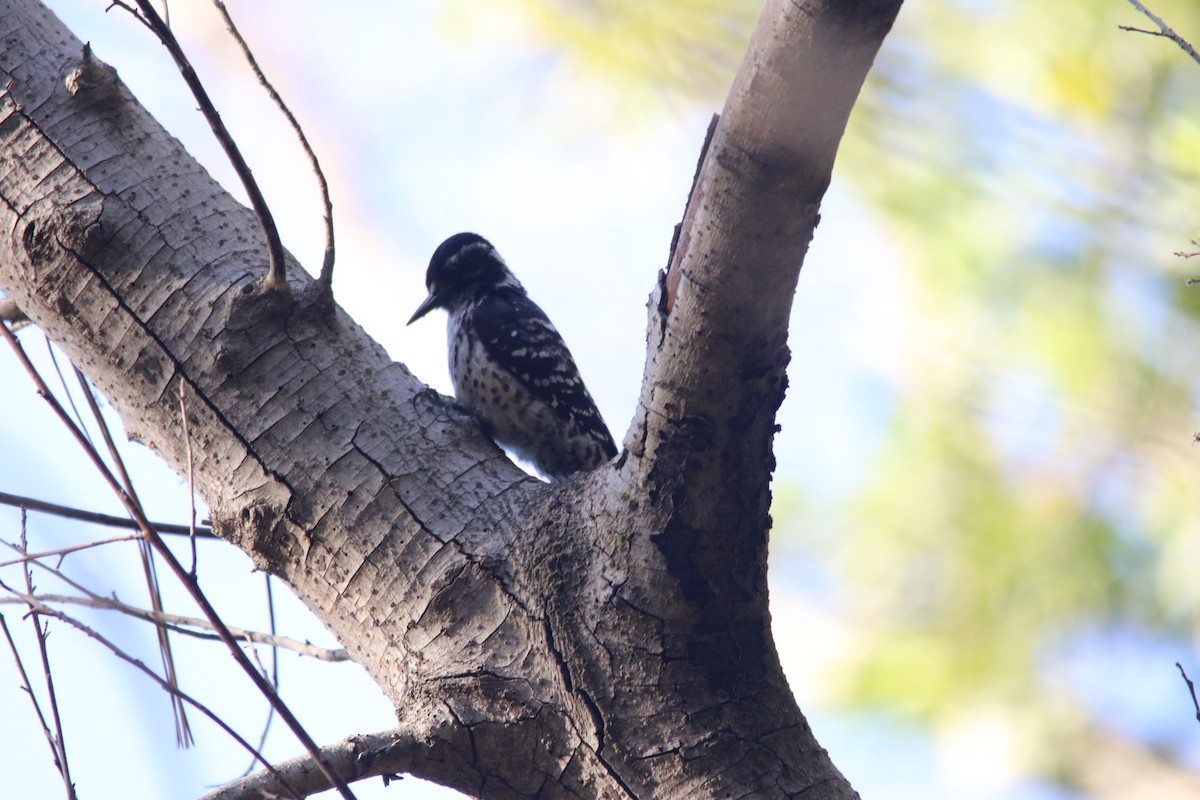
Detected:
[{"left": 0, "top": 0, "right": 903, "bottom": 797}]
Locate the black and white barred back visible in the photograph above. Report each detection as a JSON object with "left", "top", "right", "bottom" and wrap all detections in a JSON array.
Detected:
[{"left": 408, "top": 233, "right": 617, "bottom": 482}]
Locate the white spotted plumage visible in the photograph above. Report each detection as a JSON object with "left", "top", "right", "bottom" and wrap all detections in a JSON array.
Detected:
[{"left": 408, "top": 233, "right": 617, "bottom": 481}]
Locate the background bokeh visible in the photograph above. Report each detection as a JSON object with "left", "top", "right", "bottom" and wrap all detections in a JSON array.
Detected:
[{"left": 2, "top": 1, "right": 1200, "bottom": 798}]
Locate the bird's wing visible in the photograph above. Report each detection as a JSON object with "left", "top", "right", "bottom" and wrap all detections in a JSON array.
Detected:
[{"left": 471, "top": 291, "right": 616, "bottom": 455}]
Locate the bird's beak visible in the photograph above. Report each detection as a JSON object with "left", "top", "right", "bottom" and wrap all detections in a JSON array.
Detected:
[{"left": 407, "top": 290, "right": 442, "bottom": 325}]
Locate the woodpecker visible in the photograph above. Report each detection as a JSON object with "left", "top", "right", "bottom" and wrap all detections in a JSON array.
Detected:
[{"left": 408, "top": 232, "right": 617, "bottom": 482}]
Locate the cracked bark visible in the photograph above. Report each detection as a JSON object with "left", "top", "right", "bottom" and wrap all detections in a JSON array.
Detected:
[{"left": 0, "top": 0, "right": 903, "bottom": 797}]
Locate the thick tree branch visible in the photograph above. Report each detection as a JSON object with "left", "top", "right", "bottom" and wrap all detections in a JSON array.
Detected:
[
  {"left": 632, "top": 0, "right": 902, "bottom": 565},
  {"left": 605, "top": 1, "right": 902, "bottom": 790},
  {"left": 0, "top": 3, "right": 567, "bottom": 794}
]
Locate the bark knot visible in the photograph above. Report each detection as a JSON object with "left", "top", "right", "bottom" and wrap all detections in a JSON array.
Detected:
[
  {"left": 63, "top": 43, "right": 121, "bottom": 110},
  {"left": 19, "top": 195, "right": 104, "bottom": 265}
]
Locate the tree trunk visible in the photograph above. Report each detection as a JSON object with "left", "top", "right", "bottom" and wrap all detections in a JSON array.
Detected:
[{"left": 0, "top": 0, "right": 902, "bottom": 797}]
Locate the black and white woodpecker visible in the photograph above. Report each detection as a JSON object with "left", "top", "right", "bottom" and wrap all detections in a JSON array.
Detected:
[{"left": 407, "top": 232, "right": 617, "bottom": 482}]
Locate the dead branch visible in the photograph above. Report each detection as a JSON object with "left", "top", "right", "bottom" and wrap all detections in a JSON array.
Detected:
[
  {"left": 211, "top": 0, "right": 335, "bottom": 296},
  {"left": 0, "top": 490, "right": 215, "bottom": 537},
  {"left": 0, "top": 582, "right": 303, "bottom": 799},
  {"left": 0, "top": 613, "right": 73, "bottom": 796},
  {"left": 1120, "top": 0, "right": 1200, "bottom": 66},
  {"left": 108, "top": 0, "right": 288, "bottom": 289},
  {"left": 0, "top": 323, "right": 354, "bottom": 799},
  {"left": 0, "top": 591, "right": 349, "bottom": 662},
  {"left": 18, "top": 514, "right": 76, "bottom": 799}
]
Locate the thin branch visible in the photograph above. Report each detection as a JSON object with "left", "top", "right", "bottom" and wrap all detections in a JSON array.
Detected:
[
  {"left": 105, "top": 1, "right": 156, "bottom": 34},
  {"left": 109, "top": 0, "right": 288, "bottom": 289},
  {"left": 199, "top": 729, "right": 428, "bottom": 800},
  {"left": 0, "top": 533, "right": 143, "bottom": 568},
  {"left": 1176, "top": 239, "right": 1200, "bottom": 263},
  {"left": 6, "top": 545, "right": 292, "bottom": 685},
  {"left": 74, "top": 367, "right": 137, "bottom": 507},
  {"left": 1177, "top": 662, "right": 1200, "bottom": 723},
  {"left": 212, "top": 0, "right": 336, "bottom": 295},
  {"left": 0, "top": 581, "right": 302, "bottom": 799},
  {"left": 20, "top": 514, "right": 77, "bottom": 800},
  {"left": 241, "top": 574, "right": 284, "bottom": 778},
  {"left": 73, "top": 366, "right": 193, "bottom": 746},
  {"left": 0, "top": 613, "right": 68, "bottom": 792},
  {"left": 1121, "top": 0, "right": 1200, "bottom": 66},
  {"left": 0, "top": 490, "right": 215, "bottom": 537},
  {"left": 45, "top": 342, "right": 92, "bottom": 451},
  {"left": 0, "top": 592, "right": 349, "bottom": 662},
  {"left": 1, "top": 537, "right": 111, "bottom": 602},
  {"left": 0, "top": 322, "right": 355, "bottom": 799}
]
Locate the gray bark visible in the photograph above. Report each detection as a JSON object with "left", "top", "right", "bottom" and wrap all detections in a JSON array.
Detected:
[{"left": 0, "top": 0, "right": 903, "bottom": 797}]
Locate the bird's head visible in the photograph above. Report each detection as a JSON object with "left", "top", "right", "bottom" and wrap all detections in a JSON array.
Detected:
[{"left": 407, "top": 232, "right": 517, "bottom": 324}]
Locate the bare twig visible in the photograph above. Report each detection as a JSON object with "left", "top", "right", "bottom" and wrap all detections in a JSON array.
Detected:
[
  {"left": 0, "top": 613, "right": 52, "bottom": 729},
  {"left": 108, "top": 0, "right": 288, "bottom": 289},
  {"left": 73, "top": 367, "right": 193, "bottom": 746},
  {"left": 0, "top": 322, "right": 354, "bottom": 799},
  {"left": 1176, "top": 239, "right": 1200, "bottom": 263},
  {"left": 1, "top": 537, "right": 110, "bottom": 602},
  {"left": 0, "top": 581, "right": 302, "bottom": 799},
  {"left": 0, "top": 592, "right": 349, "bottom": 662},
  {"left": 74, "top": 368, "right": 137, "bottom": 508},
  {"left": 0, "top": 533, "right": 143, "bottom": 568},
  {"left": 1121, "top": 0, "right": 1200, "bottom": 67},
  {"left": 1176, "top": 662, "right": 1200, "bottom": 723},
  {"left": 0, "top": 613, "right": 71, "bottom": 793},
  {"left": 241, "top": 574, "right": 284, "bottom": 777},
  {"left": 213, "top": 0, "right": 335, "bottom": 295},
  {"left": 19, "top": 515, "right": 77, "bottom": 799},
  {"left": 0, "top": 490, "right": 215, "bottom": 537},
  {"left": 45, "top": 343, "right": 92, "bottom": 450}
]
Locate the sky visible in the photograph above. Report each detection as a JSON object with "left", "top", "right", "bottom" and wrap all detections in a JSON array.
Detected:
[{"left": 2, "top": 2, "right": 1195, "bottom": 800}]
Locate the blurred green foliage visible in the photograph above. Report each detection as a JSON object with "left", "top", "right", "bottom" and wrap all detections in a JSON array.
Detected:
[
  {"left": 828, "top": 2, "right": 1200, "bottom": 793},
  {"left": 825, "top": 0, "right": 1200, "bottom": 791},
  {"left": 446, "top": 0, "right": 1200, "bottom": 794},
  {"left": 838, "top": 0, "right": 1200, "bottom": 710}
]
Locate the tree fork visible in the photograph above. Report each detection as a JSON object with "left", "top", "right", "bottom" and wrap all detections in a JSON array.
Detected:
[{"left": 0, "top": 0, "right": 902, "bottom": 797}]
